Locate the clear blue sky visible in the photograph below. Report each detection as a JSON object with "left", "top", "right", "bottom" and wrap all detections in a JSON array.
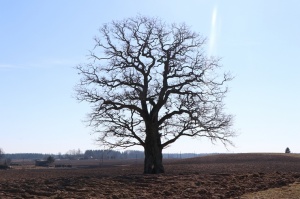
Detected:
[{"left": 1, "top": 0, "right": 299, "bottom": 154}]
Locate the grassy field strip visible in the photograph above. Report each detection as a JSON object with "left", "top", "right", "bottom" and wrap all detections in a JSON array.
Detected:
[{"left": 241, "top": 182, "right": 300, "bottom": 199}]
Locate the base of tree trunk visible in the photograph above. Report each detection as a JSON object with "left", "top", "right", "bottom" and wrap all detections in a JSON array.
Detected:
[
  {"left": 144, "top": 165, "right": 165, "bottom": 174},
  {"left": 143, "top": 148, "right": 165, "bottom": 174},
  {"left": 151, "top": 165, "right": 165, "bottom": 174}
]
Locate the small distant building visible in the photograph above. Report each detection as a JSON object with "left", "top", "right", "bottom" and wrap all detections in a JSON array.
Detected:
[{"left": 35, "top": 160, "right": 49, "bottom": 167}]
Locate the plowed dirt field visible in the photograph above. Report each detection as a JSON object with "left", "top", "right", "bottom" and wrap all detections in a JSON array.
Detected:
[{"left": 1, "top": 153, "right": 300, "bottom": 198}]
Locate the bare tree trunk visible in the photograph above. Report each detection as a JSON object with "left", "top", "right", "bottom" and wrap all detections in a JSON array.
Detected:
[{"left": 144, "top": 129, "right": 165, "bottom": 174}]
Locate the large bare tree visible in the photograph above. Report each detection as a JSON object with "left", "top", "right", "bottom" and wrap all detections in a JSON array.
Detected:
[{"left": 76, "top": 16, "right": 235, "bottom": 174}]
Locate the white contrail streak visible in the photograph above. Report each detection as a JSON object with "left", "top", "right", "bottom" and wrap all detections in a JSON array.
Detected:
[{"left": 208, "top": 6, "right": 218, "bottom": 56}]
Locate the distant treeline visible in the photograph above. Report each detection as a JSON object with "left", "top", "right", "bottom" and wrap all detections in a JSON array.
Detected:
[
  {"left": 4, "top": 153, "right": 53, "bottom": 160},
  {"left": 4, "top": 150, "right": 207, "bottom": 160},
  {"left": 84, "top": 150, "right": 144, "bottom": 159},
  {"left": 84, "top": 150, "right": 206, "bottom": 159}
]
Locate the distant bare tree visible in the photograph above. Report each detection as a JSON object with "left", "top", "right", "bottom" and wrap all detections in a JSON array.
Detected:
[
  {"left": 46, "top": 156, "right": 55, "bottom": 164},
  {"left": 76, "top": 16, "right": 235, "bottom": 174},
  {"left": 0, "top": 148, "right": 4, "bottom": 159}
]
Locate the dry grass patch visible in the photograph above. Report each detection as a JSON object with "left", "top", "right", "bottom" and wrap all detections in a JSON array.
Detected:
[{"left": 241, "top": 182, "right": 300, "bottom": 199}]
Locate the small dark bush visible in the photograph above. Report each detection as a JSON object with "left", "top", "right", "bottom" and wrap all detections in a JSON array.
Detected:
[{"left": 0, "top": 165, "right": 9, "bottom": 170}]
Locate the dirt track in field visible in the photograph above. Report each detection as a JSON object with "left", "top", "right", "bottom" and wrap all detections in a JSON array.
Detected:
[{"left": 1, "top": 153, "right": 300, "bottom": 198}]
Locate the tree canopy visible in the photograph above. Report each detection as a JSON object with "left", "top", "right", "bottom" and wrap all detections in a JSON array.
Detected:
[{"left": 76, "top": 16, "right": 235, "bottom": 173}]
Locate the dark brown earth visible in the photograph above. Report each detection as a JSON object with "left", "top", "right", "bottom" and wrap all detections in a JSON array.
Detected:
[{"left": 1, "top": 153, "right": 300, "bottom": 198}]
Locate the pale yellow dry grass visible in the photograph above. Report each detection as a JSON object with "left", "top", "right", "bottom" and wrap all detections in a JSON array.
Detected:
[
  {"left": 241, "top": 153, "right": 300, "bottom": 198},
  {"left": 241, "top": 182, "right": 300, "bottom": 199}
]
